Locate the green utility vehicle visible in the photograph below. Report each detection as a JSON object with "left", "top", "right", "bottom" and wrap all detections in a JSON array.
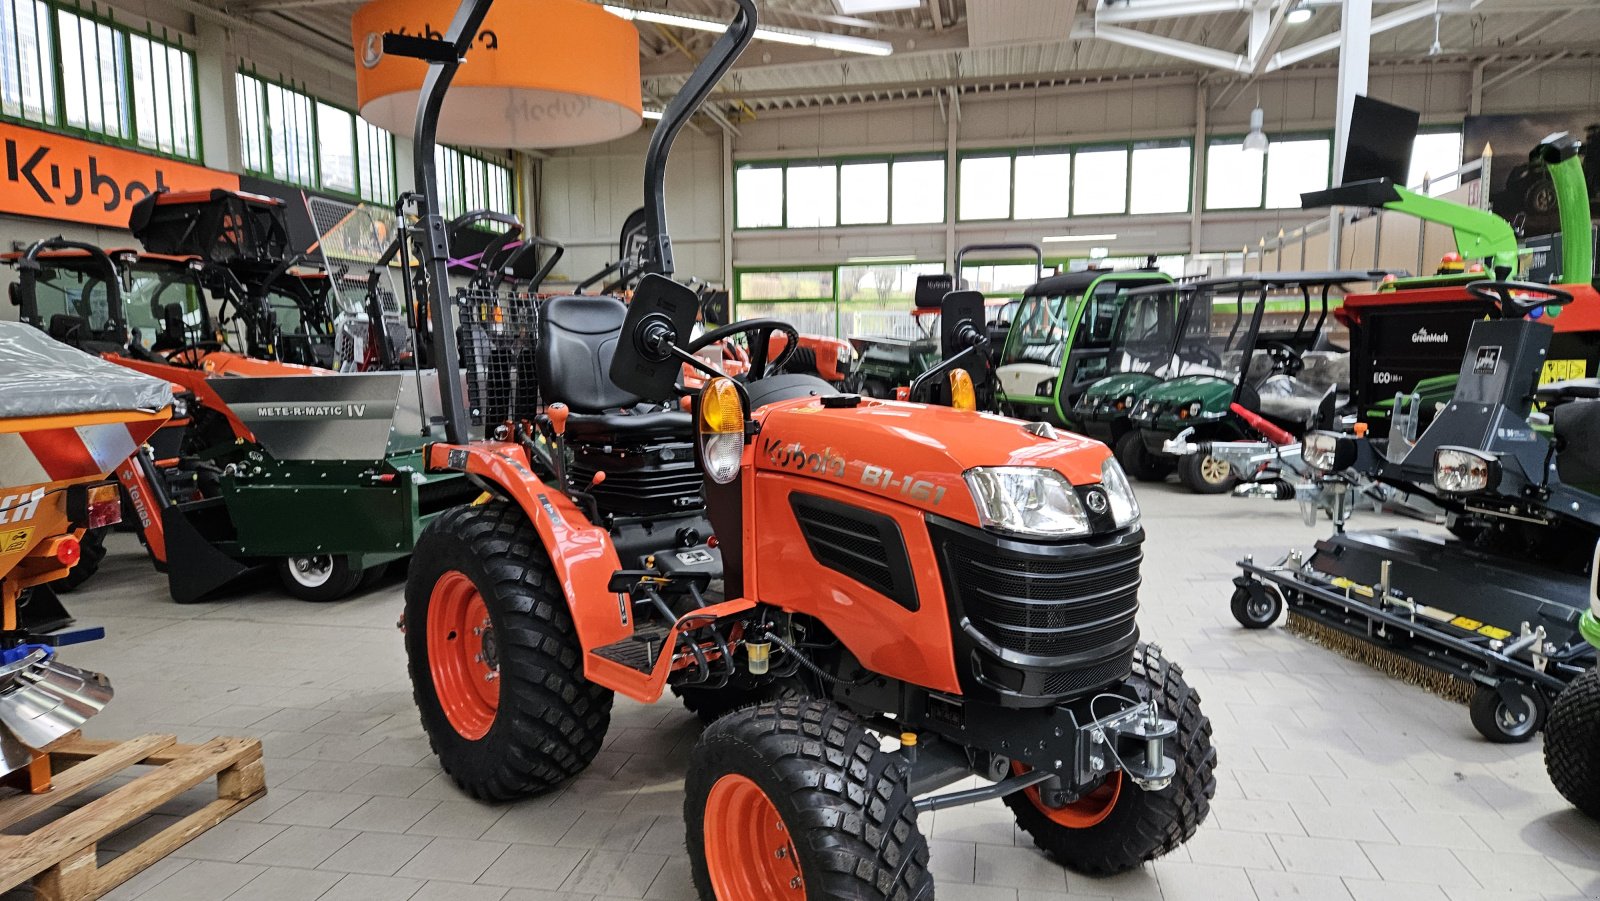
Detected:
[
  {"left": 995, "top": 267, "right": 1173, "bottom": 424},
  {"left": 1125, "top": 272, "right": 1386, "bottom": 493}
]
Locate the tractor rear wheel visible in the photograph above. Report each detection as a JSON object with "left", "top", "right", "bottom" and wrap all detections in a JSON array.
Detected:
[
  {"left": 53, "top": 527, "right": 107, "bottom": 593},
  {"left": 1005, "top": 643, "right": 1216, "bottom": 875},
  {"left": 278, "top": 554, "right": 364, "bottom": 602},
  {"left": 1545, "top": 668, "right": 1600, "bottom": 818},
  {"left": 1177, "top": 451, "right": 1237, "bottom": 494},
  {"left": 686, "top": 699, "right": 931, "bottom": 900},
  {"left": 1115, "top": 431, "right": 1173, "bottom": 482},
  {"left": 672, "top": 675, "right": 813, "bottom": 724},
  {"left": 405, "top": 502, "right": 612, "bottom": 802}
]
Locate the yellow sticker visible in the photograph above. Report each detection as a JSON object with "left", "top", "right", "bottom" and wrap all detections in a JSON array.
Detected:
[
  {"left": 1331, "top": 577, "right": 1375, "bottom": 598},
  {"left": 0, "top": 527, "right": 33, "bottom": 554},
  {"left": 1450, "top": 615, "right": 1484, "bottom": 631},
  {"left": 1477, "top": 624, "right": 1514, "bottom": 641},
  {"left": 1540, "top": 359, "right": 1587, "bottom": 384}
]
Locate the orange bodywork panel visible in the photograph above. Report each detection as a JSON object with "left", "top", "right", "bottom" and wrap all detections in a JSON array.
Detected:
[
  {"left": 1338, "top": 282, "right": 1600, "bottom": 332},
  {"left": 0, "top": 406, "right": 170, "bottom": 611}
]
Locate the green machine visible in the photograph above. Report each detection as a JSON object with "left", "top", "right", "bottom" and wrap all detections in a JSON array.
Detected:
[{"left": 995, "top": 267, "right": 1172, "bottom": 424}]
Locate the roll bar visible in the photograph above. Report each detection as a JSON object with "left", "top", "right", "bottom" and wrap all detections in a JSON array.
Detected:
[{"left": 13, "top": 238, "right": 124, "bottom": 338}]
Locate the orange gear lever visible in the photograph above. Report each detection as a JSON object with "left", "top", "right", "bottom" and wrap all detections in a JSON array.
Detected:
[{"left": 547, "top": 402, "right": 569, "bottom": 437}]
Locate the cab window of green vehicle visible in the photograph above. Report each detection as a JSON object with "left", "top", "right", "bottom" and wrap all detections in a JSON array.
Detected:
[
  {"left": 1000, "top": 294, "right": 1072, "bottom": 368},
  {"left": 1068, "top": 281, "right": 1137, "bottom": 382}
]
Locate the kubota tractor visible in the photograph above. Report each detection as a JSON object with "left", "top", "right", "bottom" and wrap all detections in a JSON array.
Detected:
[{"left": 392, "top": 3, "right": 1216, "bottom": 898}]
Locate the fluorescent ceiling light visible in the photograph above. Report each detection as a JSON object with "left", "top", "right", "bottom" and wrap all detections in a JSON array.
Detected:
[
  {"left": 835, "top": 0, "right": 920, "bottom": 13},
  {"left": 642, "top": 109, "right": 663, "bottom": 120},
  {"left": 603, "top": 4, "right": 892, "bottom": 56},
  {"left": 1287, "top": 6, "right": 1313, "bottom": 24},
  {"left": 1043, "top": 233, "right": 1118, "bottom": 243},
  {"left": 846, "top": 254, "right": 916, "bottom": 263}
]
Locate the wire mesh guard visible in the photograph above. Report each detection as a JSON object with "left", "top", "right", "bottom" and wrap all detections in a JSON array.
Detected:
[
  {"left": 306, "top": 196, "right": 415, "bottom": 371},
  {"left": 456, "top": 287, "right": 541, "bottom": 430}
]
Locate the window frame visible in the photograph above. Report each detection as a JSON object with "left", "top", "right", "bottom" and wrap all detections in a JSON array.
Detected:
[
  {"left": 1203, "top": 131, "right": 1334, "bottom": 212},
  {"left": 733, "top": 152, "right": 948, "bottom": 231},
  {"left": 956, "top": 138, "right": 1194, "bottom": 224},
  {"left": 236, "top": 68, "right": 400, "bottom": 204},
  {"left": 0, "top": 1, "right": 202, "bottom": 162}
]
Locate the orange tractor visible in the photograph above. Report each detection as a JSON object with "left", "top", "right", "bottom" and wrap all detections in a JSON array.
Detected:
[
  {"left": 0, "top": 322, "right": 171, "bottom": 787},
  {"left": 392, "top": 3, "right": 1215, "bottom": 897}
]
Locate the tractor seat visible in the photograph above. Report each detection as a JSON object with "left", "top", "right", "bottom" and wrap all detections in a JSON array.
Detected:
[
  {"left": 47, "top": 314, "right": 89, "bottom": 346},
  {"left": 537, "top": 294, "right": 694, "bottom": 444}
]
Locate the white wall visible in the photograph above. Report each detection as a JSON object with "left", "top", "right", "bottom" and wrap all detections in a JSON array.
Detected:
[{"left": 535, "top": 59, "right": 1600, "bottom": 288}]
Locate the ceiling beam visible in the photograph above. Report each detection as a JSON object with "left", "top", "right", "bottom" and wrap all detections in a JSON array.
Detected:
[
  {"left": 1266, "top": 0, "right": 1461, "bottom": 70},
  {"left": 1481, "top": 49, "right": 1571, "bottom": 93},
  {"left": 1082, "top": 22, "right": 1251, "bottom": 73}
]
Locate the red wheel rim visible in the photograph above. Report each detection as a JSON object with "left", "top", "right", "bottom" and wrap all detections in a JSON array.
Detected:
[
  {"left": 704, "top": 774, "right": 806, "bottom": 900},
  {"left": 426, "top": 571, "right": 499, "bottom": 740},
  {"left": 1012, "top": 762, "right": 1122, "bottom": 828}
]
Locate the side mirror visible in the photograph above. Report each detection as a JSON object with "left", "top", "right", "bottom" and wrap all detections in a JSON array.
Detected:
[
  {"left": 609, "top": 273, "right": 701, "bottom": 401},
  {"left": 7, "top": 283, "right": 17, "bottom": 307}
]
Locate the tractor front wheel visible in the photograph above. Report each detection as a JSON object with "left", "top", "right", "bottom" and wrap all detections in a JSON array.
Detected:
[
  {"left": 686, "top": 699, "right": 932, "bottom": 900},
  {"left": 1115, "top": 431, "right": 1173, "bottom": 482},
  {"left": 1177, "top": 451, "right": 1237, "bottom": 494},
  {"left": 277, "top": 554, "right": 364, "bottom": 602},
  {"left": 1545, "top": 668, "right": 1600, "bottom": 818},
  {"left": 405, "top": 502, "right": 613, "bottom": 801},
  {"left": 1005, "top": 644, "right": 1216, "bottom": 875},
  {"left": 672, "top": 675, "right": 813, "bottom": 724}
]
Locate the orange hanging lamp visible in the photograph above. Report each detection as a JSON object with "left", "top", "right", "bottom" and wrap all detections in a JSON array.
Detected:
[{"left": 351, "top": 0, "right": 643, "bottom": 148}]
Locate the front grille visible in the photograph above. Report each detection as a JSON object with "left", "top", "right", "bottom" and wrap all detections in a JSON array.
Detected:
[
  {"left": 1041, "top": 652, "right": 1135, "bottom": 696},
  {"left": 942, "top": 534, "right": 1142, "bottom": 658}
]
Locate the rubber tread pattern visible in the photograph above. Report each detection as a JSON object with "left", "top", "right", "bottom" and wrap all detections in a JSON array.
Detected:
[
  {"left": 405, "top": 502, "right": 613, "bottom": 801},
  {"left": 1005, "top": 643, "right": 1216, "bottom": 875},
  {"left": 686, "top": 699, "right": 933, "bottom": 900},
  {"left": 1545, "top": 668, "right": 1600, "bottom": 819}
]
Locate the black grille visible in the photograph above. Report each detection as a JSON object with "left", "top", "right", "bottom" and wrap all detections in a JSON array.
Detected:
[
  {"left": 942, "top": 535, "right": 1142, "bottom": 658},
  {"left": 1041, "top": 651, "right": 1136, "bottom": 696},
  {"left": 791, "top": 493, "right": 918, "bottom": 610}
]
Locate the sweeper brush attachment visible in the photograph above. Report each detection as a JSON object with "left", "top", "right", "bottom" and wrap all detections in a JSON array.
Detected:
[
  {"left": 1285, "top": 612, "right": 1476, "bottom": 704},
  {"left": 0, "top": 649, "right": 113, "bottom": 778}
]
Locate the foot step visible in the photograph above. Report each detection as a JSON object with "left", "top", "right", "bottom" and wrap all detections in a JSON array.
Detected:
[{"left": 592, "top": 626, "right": 670, "bottom": 673}]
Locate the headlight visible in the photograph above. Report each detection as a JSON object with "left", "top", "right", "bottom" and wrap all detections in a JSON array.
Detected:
[
  {"left": 1099, "top": 457, "right": 1141, "bottom": 528},
  {"left": 698, "top": 377, "right": 746, "bottom": 485},
  {"left": 1304, "top": 431, "right": 1355, "bottom": 473},
  {"left": 1434, "top": 446, "right": 1499, "bottom": 494},
  {"left": 964, "top": 467, "right": 1089, "bottom": 538}
]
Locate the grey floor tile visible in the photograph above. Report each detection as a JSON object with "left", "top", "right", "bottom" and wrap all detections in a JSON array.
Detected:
[
  {"left": 396, "top": 837, "right": 511, "bottom": 883},
  {"left": 243, "top": 825, "right": 359, "bottom": 868},
  {"left": 318, "top": 832, "right": 433, "bottom": 876},
  {"left": 226, "top": 866, "right": 342, "bottom": 901},
  {"left": 317, "top": 873, "right": 425, "bottom": 901},
  {"left": 136, "top": 860, "right": 265, "bottom": 901}
]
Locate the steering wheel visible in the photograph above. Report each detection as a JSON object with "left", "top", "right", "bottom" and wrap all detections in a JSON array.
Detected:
[
  {"left": 686, "top": 318, "right": 800, "bottom": 380},
  {"left": 1179, "top": 344, "right": 1223, "bottom": 368},
  {"left": 164, "top": 341, "right": 225, "bottom": 368},
  {"left": 1263, "top": 341, "right": 1304, "bottom": 377},
  {"left": 1466, "top": 280, "right": 1575, "bottom": 319}
]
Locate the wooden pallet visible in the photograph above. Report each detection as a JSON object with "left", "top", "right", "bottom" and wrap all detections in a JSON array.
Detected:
[{"left": 0, "top": 733, "right": 264, "bottom": 901}]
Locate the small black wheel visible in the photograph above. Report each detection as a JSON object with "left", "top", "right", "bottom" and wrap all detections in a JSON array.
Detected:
[
  {"left": 1004, "top": 643, "right": 1217, "bottom": 875},
  {"left": 1116, "top": 431, "right": 1173, "bottom": 482},
  {"left": 1470, "top": 682, "right": 1548, "bottom": 744},
  {"left": 686, "top": 699, "right": 932, "bottom": 900},
  {"left": 1545, "top": 668, "right": 1600, "bottom": 818},
  {"left": 1230, "top": 584, "right": 1283, "bottom": 630},
  {"left": 1178, "top": 451, "right": 1238, "bottom": 494},
  {"left": 53, "top": 527, "right": 108, "bottom": 593},
  {"left": 672, "top": 674, "right": 813, "bottom": 724},
  {"left": 277, "top": 554, "right": 364, "bottom": 602},
  {"left": 406, "top": 502, "right": 613, "bottom": 801}
]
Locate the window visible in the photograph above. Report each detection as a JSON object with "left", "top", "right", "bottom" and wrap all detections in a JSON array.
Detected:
[
  {"left": 1013, "top": 152, "right": 1070, "bottom": 219},
  {"left": 959, "top": 154, "right": 1011, "bottom": 220},
  {"left": 0, "top": 4, "right": 198, "bottom": 159},
  {"left": 1129, "top": 143, "right": 1190, "bottom": 214},
  {"left": 786, "top": 164, "right": 837, "bottom": 228},
  {"left": 1410, "top": 130, "right": 1463, "bottom": 194},
  {"left": 735, "top": 165, "right": 783, "bottom": 228},
  {"left": 433, "top": 144, "right": 515, "bottom": 220},
  {"left": 237, "top": 72, "right": 397, "bottom": 202},
  {"left": 1072, "top": 147, "right": 1129, "bottom": 215},
  {"left": 1205, "top": 141, "right": 1266, "bottom": 209},
  {"left": 840, "top": 161, "right": 888, "bottom": 224},
  {"left": 891, "top": 158, "right": 945, "bottom": 224},
  {"left": 961, "top": 263, "right": 1043, "bottom": 296},
  {"left": 1264, "top": 138, "right": 1330, "bottom": 208}
]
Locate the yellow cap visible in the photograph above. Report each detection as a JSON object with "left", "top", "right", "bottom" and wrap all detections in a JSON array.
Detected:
[{"left": 900, "top": 732, "right": 918, "bottom": 747}]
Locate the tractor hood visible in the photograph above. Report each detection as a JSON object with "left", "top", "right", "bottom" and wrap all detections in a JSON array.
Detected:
[{"left": 753, "top": 397, "right": 1112, "bottom": 522}]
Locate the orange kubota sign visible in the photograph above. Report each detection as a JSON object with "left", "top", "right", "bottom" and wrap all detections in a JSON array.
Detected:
[{"left": 0, "top": 122, "right": 238, "bottom": 228}]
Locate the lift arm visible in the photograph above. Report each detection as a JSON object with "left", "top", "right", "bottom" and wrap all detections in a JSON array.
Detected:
[{"left": 1303, "top": 179, "right": 1520, "bottom": 279}]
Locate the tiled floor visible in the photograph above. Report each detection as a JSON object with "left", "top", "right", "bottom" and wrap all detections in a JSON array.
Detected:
[{"left": 5, "top": 482, "right": 1599, "bottom": 900}]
